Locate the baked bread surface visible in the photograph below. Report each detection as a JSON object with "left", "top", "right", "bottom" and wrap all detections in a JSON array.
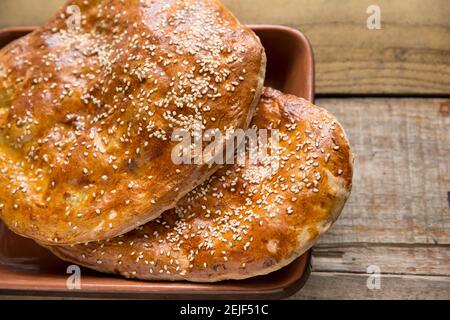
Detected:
[
  {"left": 0, "top": 0, "right": 266, "bottom": 244},
  {"left": 49, "top": 87, "right": 353, "bottom": 282}
]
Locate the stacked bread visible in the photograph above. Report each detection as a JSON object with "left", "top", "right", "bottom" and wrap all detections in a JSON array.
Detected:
[{"left": 0, "top": 0, "right": 352, "bottom": 282}]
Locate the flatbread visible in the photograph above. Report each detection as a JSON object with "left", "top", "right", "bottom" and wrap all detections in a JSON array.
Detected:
[
  {"left": 0, "top": 0, "right": 266, "bottom": 244},
  {"left": 48, "top": 88, "right": 353, "bottom": 282}
]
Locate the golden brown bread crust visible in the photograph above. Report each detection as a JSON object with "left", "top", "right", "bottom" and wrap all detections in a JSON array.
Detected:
[
  {"left": 48, "top": 88, "right": 353, "bottom": 282},
  {"left": 0, "top": 0, "right": 266, "bottom": 244}
]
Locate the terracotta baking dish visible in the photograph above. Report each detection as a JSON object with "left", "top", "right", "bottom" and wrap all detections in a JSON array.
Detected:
[{"left": 0, "top": 25, "right": 314, "bottom": 299}]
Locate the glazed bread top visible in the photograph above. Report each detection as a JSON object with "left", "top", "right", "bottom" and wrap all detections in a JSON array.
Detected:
[
  {"left": 49, "top": 87, "right": 353, "bottom": 282},
  {"left": 0, "top": 0, "right": 266, "bottom": 245}
]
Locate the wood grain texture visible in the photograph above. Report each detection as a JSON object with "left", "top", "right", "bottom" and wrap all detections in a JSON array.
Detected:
[
  {"left": 225, "top": 0, "right": 450, "bottom": 95},
  {"left": 1, "top": 0, "right": 449, "bottom": 94},
  {"left": 293, "top": 272, "right": 450, "bottom": 300},
  {"left": 312, "top": 244, "right": 450, "bottom": 276},
  {"left": 0, "top": 0, "right": 63, "bottom": 27},
  {"left": 317, "top": 98, "right": 450, "bottom": 245},
  {"left": 290, "top": 97, "right": 450, "bottom": 300}
]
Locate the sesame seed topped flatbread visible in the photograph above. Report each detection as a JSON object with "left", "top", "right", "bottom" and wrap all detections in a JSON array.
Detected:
[
  {"left": 0, "top": 0, "right": 266, "bottom": 244},
  {"left": 48, "top": 88, "right": 353, "bottom": 282}
]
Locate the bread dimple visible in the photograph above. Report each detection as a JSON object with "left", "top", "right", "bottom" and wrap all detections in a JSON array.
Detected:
[
  {"left": 0, "top": 0, "right": 266, "bottom": 244},
  {"left": 48, "top": 87, "right": 353, "bottom": 282}
]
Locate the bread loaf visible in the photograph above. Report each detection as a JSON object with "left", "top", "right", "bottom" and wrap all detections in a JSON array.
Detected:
[
  {"left": 0, "top": 0, "right": 266, "bottom": 245},
  {"left": 48, "top": 87, "right": 353, "bottom": 282}
]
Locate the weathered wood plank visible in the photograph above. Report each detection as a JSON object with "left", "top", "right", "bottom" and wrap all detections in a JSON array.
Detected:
[
  {"left": 315, "top": 98, "right": 450, "bottom": 245},
  {"left": 292, "top": 272, "right": 450, "bottom": 300},
  {"left": 312, "top": 244, "right": 450, "bottom": 276},
  {"left": 0, "top": 0, "right": 63, "bottom": 27},
  {"left": 298, "top": 98, "right": 450, "bottom": 299},
  {"left": 225, "top": 0, "right": 450, "bottom": 95},
  {"left": 1, "top": 0, "right": 449, "bottom": 95}
]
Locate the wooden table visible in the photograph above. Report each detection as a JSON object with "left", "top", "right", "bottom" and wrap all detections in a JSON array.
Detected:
[
  {"left": 294, "top": 98, "right": 450, "bottom": 299},
  {"left": 0, "top": 0, "right": 449, "bottom": 300}
]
